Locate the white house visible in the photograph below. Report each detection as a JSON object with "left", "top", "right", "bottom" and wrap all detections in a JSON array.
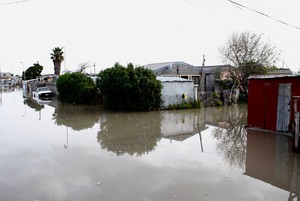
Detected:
[
  {"left": 0, "top": 72, "right": 15, "bottom": 87},
  {"left": 157, "top": 76, "right": 196, "bottom": 108}
]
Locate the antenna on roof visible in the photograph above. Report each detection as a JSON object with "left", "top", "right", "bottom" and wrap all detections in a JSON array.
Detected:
[
  {"left": 202, "top": 54, "right": 206, "bottom": 66},
  {"left": 282, "top": 60, "right": 288, "bottom": 69}
]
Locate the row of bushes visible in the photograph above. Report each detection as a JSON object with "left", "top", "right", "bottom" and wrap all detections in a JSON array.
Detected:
[
  {"left": 56, "top": 63, "right": 162, "bottom": 111},
  {"left": 56, "top": 63, "right": 245, "bottom": 111}
]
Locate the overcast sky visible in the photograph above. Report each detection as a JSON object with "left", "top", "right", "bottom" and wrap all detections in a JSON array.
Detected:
[{"left": 0, "top": 0, "right": 299, "bottom": 75}]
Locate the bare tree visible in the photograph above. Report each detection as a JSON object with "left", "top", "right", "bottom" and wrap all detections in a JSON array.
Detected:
[
  {"left": 219, "top": 31, "right": 280, "bottom": 99},
  {"left": 77, "top": 62, "right": 90, "bottom": 73}
]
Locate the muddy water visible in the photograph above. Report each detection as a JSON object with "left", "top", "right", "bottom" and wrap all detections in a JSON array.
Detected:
[{"left": 0, "top": 88, "right": 299, "bottom": 201}]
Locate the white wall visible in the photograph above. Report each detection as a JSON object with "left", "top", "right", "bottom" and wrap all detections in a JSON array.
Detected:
[{"left": 161, "top": 81, "right": 194, "bottom": 108}]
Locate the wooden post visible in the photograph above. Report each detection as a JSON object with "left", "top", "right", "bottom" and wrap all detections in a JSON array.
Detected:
[
  {"left": 295, "top": 112, "right": 299, "bottom": 149},
  {"left": 293, "top": 96, "right": 300, "bottom": 149}
]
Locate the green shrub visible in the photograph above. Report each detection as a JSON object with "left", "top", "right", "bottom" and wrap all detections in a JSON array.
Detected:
[
  {"left": 167, "top": 98, "right": 202, "bottom": 110},
  {"left": 238, "top": 91, "right": 248, "bottom": 103},
  {"left": 56, "top": 72, "right": 97, "bottom": 104},
  {"left": 96, "top": 63, "right": 162, "bottom": 111},
  {"left": 210, "top": 91, "right": 223, "bottom": 106}
]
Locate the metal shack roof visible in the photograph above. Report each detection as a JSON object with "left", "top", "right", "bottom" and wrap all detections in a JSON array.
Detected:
[
  {"left": 156, "top": 76, "right": 193, "bottom": 82},
  {"left": 248, "top": 74, "right": 300, "bottom": 80}
]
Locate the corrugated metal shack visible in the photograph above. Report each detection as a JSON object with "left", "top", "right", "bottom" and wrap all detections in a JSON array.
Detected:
[
  {"left": 248, "top": 75, "right": 300, "bottom": 146},
  {"left": 157, "top": 76, "right": 195, "bottom": 108}
]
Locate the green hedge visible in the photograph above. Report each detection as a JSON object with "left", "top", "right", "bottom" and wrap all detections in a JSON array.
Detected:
[
  {"left": 56, "top": 72, "right": 97, "bottom": 104},
  {"left": 96, "top": 63, "right": 162, "bottom": 111}
]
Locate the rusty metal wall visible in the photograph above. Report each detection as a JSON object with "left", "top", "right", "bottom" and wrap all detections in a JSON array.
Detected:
[{"left": 248, "top": 76, "right": 300, "bottom": 132}]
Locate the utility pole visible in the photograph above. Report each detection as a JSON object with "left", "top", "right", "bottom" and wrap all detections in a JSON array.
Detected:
[
  {"left": 20, "top": 62, "right": 25, "bottom": 80},
  {"left": 202, "top": 54, "right": 206, "bottom": 66}
]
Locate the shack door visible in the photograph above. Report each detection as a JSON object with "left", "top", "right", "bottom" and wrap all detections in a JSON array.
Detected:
[{"left": 276, "top": 83, "right": 291, "bottom": 132}]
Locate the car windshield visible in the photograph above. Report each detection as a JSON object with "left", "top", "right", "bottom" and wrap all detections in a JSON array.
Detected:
[{"left": 38, "top": 87, "right": 50, "bottom": 91}]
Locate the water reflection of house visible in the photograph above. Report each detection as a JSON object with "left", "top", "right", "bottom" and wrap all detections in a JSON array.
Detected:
[
  {"left": 161, "top": 105, "right": 247, "bottom": 142},
  {"left": 161, "top": 110, "right": 207, "bottom": 142},
  {"left": 245, "top": 129, "right": 300, "bottom": 200}
]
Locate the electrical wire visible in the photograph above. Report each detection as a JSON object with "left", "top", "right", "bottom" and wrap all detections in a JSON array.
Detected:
[
  {"left": 227, "top": 0, "right": 300, "bottom": 31},
  {"left": 0, "top": 0, "right": 32, "bottom": 5}
]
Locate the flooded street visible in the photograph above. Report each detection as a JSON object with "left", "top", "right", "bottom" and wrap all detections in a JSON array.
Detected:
[{"left": 0, "top": 88, "right": 299, "bottom": 201}]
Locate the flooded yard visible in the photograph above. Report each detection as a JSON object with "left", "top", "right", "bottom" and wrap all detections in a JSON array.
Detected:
[{"left": 0, "top": 88, "right": 299, "bottom": 201}]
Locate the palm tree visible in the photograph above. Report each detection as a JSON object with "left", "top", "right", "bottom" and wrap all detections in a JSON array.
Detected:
[{"left": 50, "top": 47, "right": 64, "bottom": 75}]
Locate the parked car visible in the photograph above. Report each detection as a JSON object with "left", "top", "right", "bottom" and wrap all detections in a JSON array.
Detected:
[{"left": 33, "top": 87, "right": 53, "bottom": 99}]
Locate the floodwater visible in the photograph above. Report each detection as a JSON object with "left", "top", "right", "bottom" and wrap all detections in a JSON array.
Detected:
[{"left": 0, "top": 88, "right": 299, "bottom": 201}]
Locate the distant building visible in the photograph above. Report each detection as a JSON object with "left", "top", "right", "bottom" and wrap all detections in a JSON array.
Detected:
[
  {"left": 196, "top": 65, "right": 231, "bottom": 92},
  {"left": 0, "top": 72, "right": 13, "bottom": 79},
  {"left": 0, "top": 72, "right": 14, "bottom": 87},
  {"left": 145, "top": 61, "right": 232, "bottom": 106},
  {"left": 144, "top": 61, "right": 231, "bottom": 93}
]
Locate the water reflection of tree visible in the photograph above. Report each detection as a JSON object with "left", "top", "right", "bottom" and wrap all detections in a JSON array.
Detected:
[
  {"left": 23, "top": 98, "right": 44, "bottom": 111},
  {"left": 97, "top": 112, "right": 162, "bottom": 156},
  {"left": 53, "top": 103, "right": 101, "bottom": 131},
  {"left": 211, "top": 105, "right": 248, "bottom": 169}
]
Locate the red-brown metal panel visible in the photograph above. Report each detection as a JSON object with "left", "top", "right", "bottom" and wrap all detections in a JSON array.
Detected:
[
  {"left": 248, "top": 76, "right": 300, "bottom": 132},
  {"left": 264, "top": 81, "right": 278, "bottom": 131},
  {"left": 248, "top": 79, "right": 265, "bottom": 128}
]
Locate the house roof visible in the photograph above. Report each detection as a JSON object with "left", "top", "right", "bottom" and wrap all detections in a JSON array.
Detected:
[
  {"left": 249, "top": 74, "right": 300, "bottom": 79},
  {"left": 156, "top": 76, "right": 193, "bottom": 82},
  {"left": 267, "top": 68, "right": 293, "bottom": 75},
  {"left": 144, "top": 61, "right": 199, "bottom": 75},
  {"left": 195, "top": 65, "right": 231, "bottom": 74},
  {"left": 144, "top": 61, "right": 193, "bottom": 71},
  {"left": 145, "top": 61, "right": 231, "bottom": 76}
]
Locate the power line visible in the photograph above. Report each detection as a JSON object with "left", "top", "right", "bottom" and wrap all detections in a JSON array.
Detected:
[
  {"left": 227, "top": 0, "right": 300, "bottom": 31},
  {"left": 0, "top": 0, "right": 32, "bottom": 6}
]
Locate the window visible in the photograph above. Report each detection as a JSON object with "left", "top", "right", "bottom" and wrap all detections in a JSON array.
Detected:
[{"left": 192, "top": 76, "right": 200, "bottom": 84}]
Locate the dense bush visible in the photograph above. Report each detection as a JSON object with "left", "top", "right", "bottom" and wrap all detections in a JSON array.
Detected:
[
  {"left": 96, "top": 63, "right": 162, "bottom": 111},
  {"left": 56, "top": 72, "right": 97, "bottom": 104}
]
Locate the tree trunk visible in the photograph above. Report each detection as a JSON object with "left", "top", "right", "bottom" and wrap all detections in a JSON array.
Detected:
[{"left": 54, "top": 60, "right": 61, "bottom": 75}]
